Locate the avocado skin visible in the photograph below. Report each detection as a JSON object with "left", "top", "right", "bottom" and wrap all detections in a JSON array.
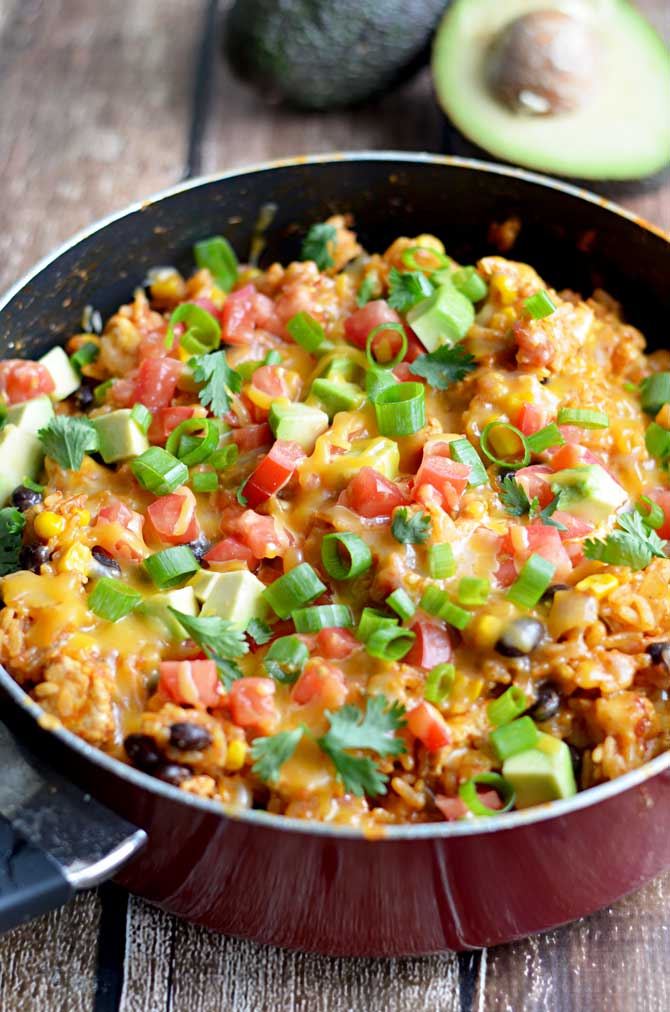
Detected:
[{"left": 223, "top": 0, "right": 449, "bottom": 111}]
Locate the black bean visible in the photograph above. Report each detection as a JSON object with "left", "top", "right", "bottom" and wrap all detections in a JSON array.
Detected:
[
  {"left": 169, "top": 722, "right": 212, "bottom": 752},
  {"left": 91, "top": 546, "right": 122, "bottom": 579},
  {"left": 540, "top": 583, "right": 570, "bottom": 604},
  {"left": 495, "top": 617, "right": 545, "bottom": 657},
  {"left": 154, "top": 762, "right": 192, "bottom": 786},
  {"left": 76, "top": 381, "right": 95, "bottom": 411},
  {"left": 187, "top": 534, "right": 212, "bottom": 562},
  {"left": 124, "top": 733, "right": 162, "bottom": 770},
  {"left": 646, "top": 642, "right": 670, "bottom": 669},
  {"left": 19, "top": 544, "right": 50, "bottom": 573},
  {"left": 528, "top": 682, "right": 562, "bottom": 722},
  {"left": 11, "top": 485, "right": 43, "bottom": 511},
  {"left": 569, "top": 745, "right": 582, "bottom": 782}
]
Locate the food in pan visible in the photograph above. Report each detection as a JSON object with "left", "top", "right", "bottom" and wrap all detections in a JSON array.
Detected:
[{"left": 1, "top": 217, "right": 669, "bottom": 827}]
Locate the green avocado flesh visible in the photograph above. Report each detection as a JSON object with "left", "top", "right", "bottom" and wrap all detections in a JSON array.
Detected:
[
  {"left": 224, "top": 0, "right": 448, "bottom": 110},
  {"left": 433, "top": 0, "right": 670, "bottom": 179}
]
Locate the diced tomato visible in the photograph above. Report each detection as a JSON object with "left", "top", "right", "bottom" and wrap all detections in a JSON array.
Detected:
[
  {"left": 138, "top": 327, "right": 176, "bottom": 361},
  {"left": 148, "top": 405, "right": 204, "bottom": 445},
  {"left": 643, "top": 489, "right": 670, "bottom": 540},
  {"left": 435, "top": 790, "right": 503, "bottom": 822},
  {"left": 146, "top": 486, "right": 199, "bottom": 545},
  {"left": 95, "top": 500, "right": 147, "bottom": 561},
  {"left": 514, "top": 465, "right": 554, "bottom": 508},
  {"left": 344, "top": 300, "right": 403, "bottom": 360},
  {"left": 341, "top": 467, "right": 407, "bottom": 519},
  {"left": 291, "top": 659, "right": 347, "bottom": 709},
  {"left": 204, "top": 537, "right": 255, "bottom": 567},
  {"left": 221, "top": 285, "right": 281, "bottom": 345},
  {"left": 0, "top": 360, "right": 55, "bottom": 405},
  {"left": 407, "top": 701, "right": 451, "bottom": 752},
  {"left": 242, "top": 439, "right": 306, "bottom": 507},
  {"left": 526, "top": 522, "right": 572, "bottom": 580},
  {"left": 495, "top": 558, "right": 518, "bottom": 587},
  {"left": 403, "top": 621, "right": 453, "bottom": 670},
  {"left": 315, "top": 627, "right": 359, "bottom": 660},
  {"left": 553, "top": 512, "right": 594, "bottom": 541},
  {"left": 238, "top": 510, "right": 291, "bottom": 559},
  {"left": 231, "top": 423, "right": 273, "bottom": 453},
  {"left": 515, "top": 403, "right": 545, "bottom": 436},
  {"left": 549, "top": 443, "right": 598, "bottom": 472},
  {"left": 159, "top": 659, "right": 220, "bottom": 708},
  {"left": 191, "top": 296, "right": 221, "bottom": 320},
  {"left": 250, "top": 365, "right": 292, "bottom": 399},
  {"left": 414, "top": 451, "right": 471, "bottom": 513},
  {"left": 132, "top": 357, "right": 182, "bottom": 410},
  {"left": 228, "top": 677, "right": 276, "bottom": 733}
]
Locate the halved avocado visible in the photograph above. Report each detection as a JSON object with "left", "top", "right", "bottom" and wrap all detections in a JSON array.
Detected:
[{"left": 433, "top": 0, "right": 670, "bottom": 180}]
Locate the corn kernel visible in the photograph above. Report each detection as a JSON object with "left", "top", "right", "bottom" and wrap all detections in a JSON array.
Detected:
[
  {"left": 469, "top": 614, "right": 504, "bottom": 651},
  {"left": 414, "top": 234, "right": 445, "bottom": 254},
  {"left": 237, "top": 268, "right": 262, "bottom": 285},
  {"left": 245, "top": 384, "right": 275, "bottom": 411},
  {"left": 491, "top": 274, "right": 517, "bottom": 306},
  {"left": 34, "top": 511, "right": 66, "bottom": 539},
  {"left": 73, "top": 508, "right": 91, "bottom": 527},
  {"left": 575, "top": 574, "right": 619, "bottom": 598},
  {"left": 226, "top": 739, "right": 247, "bottom": 771},
  {"left": 56, "top": 543, "right": 92, "bottom": 574}
]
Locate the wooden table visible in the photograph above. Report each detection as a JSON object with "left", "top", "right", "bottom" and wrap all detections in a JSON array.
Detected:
[{"left": 0, "top": 2, "right": 668, "bottom": 1009}]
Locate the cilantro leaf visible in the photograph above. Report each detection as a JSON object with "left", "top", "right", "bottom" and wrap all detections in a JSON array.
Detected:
[
  {"left": 190, "top": 351, "right": 241, "bottom": 418},
  {"left": 0, "top": 507, "right": 25, "bottom": 576},
  {"left": 215, "top": 658, "right": 245, "bottom": 692},
  {"left": 408, "top": 345, "right": 476, "bottom": 390},
  {"left": 246, "top": 617, "right": 273, "bottom": 646},
  {"left": 535, "top": 494, "right": 567, "bottom": 532},
  {"left": 357, "top": 272, "right": 379, "bottom": 308},
  {"left": 584, "top": 511, "right": 667, "bottom": 571},
  {"left": 38, "top": 415, "right": 99, "bottom": 471},
  {"left": 387, "top": 267, "right": 434, "bottom": 313},
  {"left": 251, "top": 727, "right": 303, "bottom": 785},
  {"left": 391, "top": 508, "right": 432, "bottom": 545},
  {"left": 499, "top": 474, "right": 531, "bottom": 516},
  {"left": 317, "top": 695, "right": 407, "bottom": 797},
  {"left": 168, "top": 608, "right": 248, "bottom": 686},
  {"left": 301, "top": 223, "right": 337, "bottom": 271}
]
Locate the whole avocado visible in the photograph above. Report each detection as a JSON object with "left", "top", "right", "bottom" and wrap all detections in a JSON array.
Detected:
[{"left": 223, "top": 0, "right": 449, "bottom": 111}]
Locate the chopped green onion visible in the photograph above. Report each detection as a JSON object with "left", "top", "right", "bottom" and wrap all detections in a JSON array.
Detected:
[
  {"left": 364, "top": 624, "right": 416, "bottom": 661},
  {"left": 165, "top": 418, "right": 219, "bottom": 467},
  {"left": 70, "top": 341, "right": 99, "bottom": 373},
  {"left": 457, "top": 577, "right": 490, "bottom": 607},
  {"left": 526, "top": 424, "right": 565, "bottom": 454},
  {"left": 357, "top": 273, "right": 379, "bottom": 308},
  {"left": 194, "top": 235, "right": 238, "bottom": 292},
  {"left": 365, "top": 322, "right": 407, "bottom": 369},
  {"left": 480, "top": 421, "right": 530, "bottom": 470},
  {"left": 286, "top": 311, "right": 326, "bottom": 353},
  {"left": 264, "top": 350, "right": 282, "bottom": 366},
  {"left": 94, "top": 378, "right": 115, "bottom": 403},
  {"left": 386, "top": 588, "right": 415, "bottom": 622},
  {"left": 264, "top": 635, "right": 309, "bottom": 684},
  {"left": 21, "top": 477, "right": 44, "bottom": 494},
  {"left": 191, "top": 470, "right": 218, "bottom": 493},
  {"left": 130, "top": 447, "right": 189, "bottom": 496},
  {"left": 524, "top": 291, "right": 556, "bottom": 320},
  {"left": 321, "top": 532, "right": 372, "bottom": 580},
  {"left": 88, "top": 577, "right": 141, "bottom": 622},
  {"left": 640, "top": 372, "right": 670, "bottom": 415},
  {"left": 449, "top": 437, "right": 488, "bottom": 486},
  {"left": 420, "top": 586, "right": 472, "bottom": 629},
  {"left": 262, "top": 563, "right": 326, "bottom": 619},
  {"left": 143, "top": 546, "right": 199, "bottom": 590},
  {"left": 357, "top": 607, "right": 397, "bottom": 642},
  {"left": 489, "top": 716, "right": 539, "bottom": 762},
  {"left": 459, "top": 772, "right": 515, "bottom": 815},
  {"left": 365, "top": 366, "right": 397, "bottom": 403},
  {"left": 165, "top": 303, "right": 221, "bottom": 355},
  {"left": 237, "top": 360, "right": 263, "bottom": 382},
  {"left": 645, "top": 422, "right": 670, "bottom": 461},
  {"left": 557, "top": 408, "right": 609, "bottom": 430},
  {"left": 439, "top": 599, "right": 472, "bottom": 630},
  {"left": 450, "top": 266, "right": 488, "bottom": 303},
  {"left": 130, "top": 403, "right": 152, "bottom": 434},
  {"left": 210, "top": 444, "right": 239, "bottom": 469},
  {"left": 424, "top": 662, "right": 455, "bottom": 705},
  {"left": 636, "top": 495, "right": 665, "bottom": 530},
  {"left": 429, "top": 543, "right": 455, "bottom": 579},
  {"left": 487, "top": 686, "right": 528, "bottom": 727},
  {"left": 506, "top": 553, "right": 555, "bottom": 609},
  {"left": 292, "top": 604, "right": 353, "bottom": 633},
  {"left": 374, "top": 382, "right": 425, "bottom": 437},
  {"left": 401, "top": 246, "right": 450, "bottom": 272},
  {"left": 623, "top": 381, "right": 639, "bottom": 393}
]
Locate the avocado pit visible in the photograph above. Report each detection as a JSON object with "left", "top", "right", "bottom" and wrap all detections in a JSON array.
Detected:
[{"left": 487, "top": 10, "right": 599, "bottom": 116}]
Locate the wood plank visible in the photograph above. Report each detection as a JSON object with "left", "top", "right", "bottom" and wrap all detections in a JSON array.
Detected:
[{"left": 121, "top": 897, "right": 174, "bottom": 1012}]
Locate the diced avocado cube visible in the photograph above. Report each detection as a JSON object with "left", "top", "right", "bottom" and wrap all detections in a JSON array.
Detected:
[
  {"left": 199, "top": 570, "right": 268, "bottom": 630},
  {"left": 550, "top": 464, "right": 628, "bottom": 524},
  {"left": 406, "top": 282, "right": 474, "bottom": 351},
  {"left": 6, "top": 395, "right": 54, "bottom": 435},
  {"left": 92, "top": 409, "right": 150, "bottom": 463},
  {"left": 308, "top": 377, "right": 365, "bottom": 418},
  {"left": 321, "top": 355, "right": 361, "bottom": 382},
  {"left": 139, "top": 586, "right": 198, "bottom": 638},
  {"left": 38, "top": 346, "right": 80, "bottom": 401},
  {"left": 502, "top": 732, "right": 577, "bottom": 809},
  {"left": 0, "top": 424, "right": 44, "bottom": 506},
  {"left": 268, "top": 401, "right": 329, "bottom": 451},
  {"left": 189, "top": 570, "right": 224, "bottom": 602},
  {"left": 322, "top": 436, "right": 400, "bottom": 487}
]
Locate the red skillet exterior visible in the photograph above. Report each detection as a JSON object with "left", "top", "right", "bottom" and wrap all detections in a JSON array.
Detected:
[{"left": 1, "top": 154, "right": 669, "bottom": 955}]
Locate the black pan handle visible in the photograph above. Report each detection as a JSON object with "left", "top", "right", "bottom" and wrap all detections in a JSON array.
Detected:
[{"left": 0, "top": 721, "right": 146, "bottom": 933}]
